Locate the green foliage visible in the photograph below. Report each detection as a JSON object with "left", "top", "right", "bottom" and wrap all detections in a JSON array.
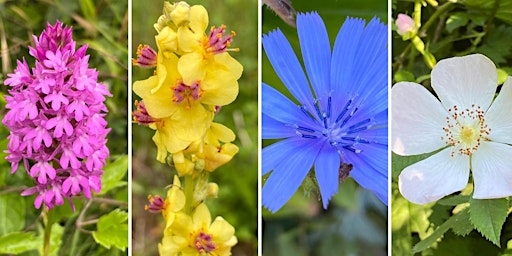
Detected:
[
  {"left": 92, "top": 209, "right": 128, "bottom": 251},
  {"left": 469, "top": 198, "right": 509, "bottom": 246},
  {"left": 100, "top": 155, "right": 129, "bottom": 195},
  {"left": 393, "top": 0, "right": 512, "bottom": 254},
  {"left": 0, "top": 232, "right": 39, "bottom": 254}
]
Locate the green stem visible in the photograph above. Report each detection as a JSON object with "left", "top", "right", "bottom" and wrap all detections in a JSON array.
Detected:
[
  {"left": 419, "top": 2, "right": 455, "bottom": 35},
  {"left": 43, "top": 207, "right": 55, "bottom": 256},
  {"left": 184, "top": 175, "right": 195, "bottom": 214}
]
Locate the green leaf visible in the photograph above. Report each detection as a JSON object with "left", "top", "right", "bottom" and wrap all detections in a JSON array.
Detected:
[
  {"left": 445, "top": 13, "right": 469, "bottom": 33},
  {"left": 394, "top": 70, "right": 415, "bottom": 82},
  {"left": 0, "top": 232, "right": 39, "bottom": 254},
  {"left": 451, "top": 208, "right": 473, "bottom": 237},
  {"left": 469, "top": 198, "right": 508, "bottom": 246},
  {"left": 92, "top": 209, "right": 128, "bottom": 251},
  {"left": 100, "top": 155, "right": 128, "bottom": 195},
  {"left": 438, "top": 194, "right": 471, "bottom": 206},
  {"left": 0, "top": 193, "right": 26, "bottom": 236},
  {"left": 412, "top": 211, "right": 459, "bottom": 253}
]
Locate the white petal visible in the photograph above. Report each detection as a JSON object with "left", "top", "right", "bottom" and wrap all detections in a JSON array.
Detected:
[
  {"left": 431, "top": 54, "right": 496, "bottom": 112},
  {"left": 471, "top": 141, "right": 512, "bottom": 199},
  {"left": 398, "top": 147, "right": 470, "bottom": 204},
  {"left": 392, "top": 82, "right": 447, "bottom": 155},
  {"left": 485, "top": 77, "right": 512, "bottom": 144}
]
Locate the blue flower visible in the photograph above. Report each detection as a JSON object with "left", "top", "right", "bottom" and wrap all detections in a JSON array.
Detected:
[{"left": 262, "top": 12, "right": 388, "bottom": 212}]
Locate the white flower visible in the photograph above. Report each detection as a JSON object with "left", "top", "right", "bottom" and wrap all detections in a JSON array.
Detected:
[{"left": 392, "top": 54, "right": 512, "bottom": 204}]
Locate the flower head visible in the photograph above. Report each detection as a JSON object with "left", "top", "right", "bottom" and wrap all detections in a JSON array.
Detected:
[
  {"left": 158, "top": 203, "right": 237, "bottom": 256},
  {"left": 392, "top": 54, "right": 512, "bottom": 204},
  {"left": 3, "top": 21, "right": 111, "bottom": 209},
  {"left": 262, "top": 13, "right": 388, "bottom": 212}
]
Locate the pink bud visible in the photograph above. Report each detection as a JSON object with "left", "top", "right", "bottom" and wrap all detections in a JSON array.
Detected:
[{"left": 396, "top": 14, "right": 415, "bottom": 36}]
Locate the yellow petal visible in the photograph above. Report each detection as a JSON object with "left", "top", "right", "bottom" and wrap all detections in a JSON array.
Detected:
[
  {"left": 171, "top": 103, "right": 212, "bottom": 141},
  {"left": 156, "top": 27, "right": 178, "bottom": 55},
  {"left": 193, "top": 203, "right": 211, "bottom": 230},
  {"left": 201, "top": 71, "right": 239, "bottom": 106},
  {"left": 189, "top": 5, "right": 208, "bottom": 33},
  {"left": 178, "top": 52, "right": 206, "bottom": 84},
  {"left": 209, "top": 216, "right": 235, "bottom": 243},
  {"left": 213, "top": 52, "right": 243, "bottom": 80}
]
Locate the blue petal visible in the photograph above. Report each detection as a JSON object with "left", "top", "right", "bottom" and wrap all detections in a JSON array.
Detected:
[
  {"left": 262, "top": 113, "right": 296, "bottom": 139},
  {"left": 330, "top": 17, "right": 387, "bottom": 116},
  {"left": 357, "top": 144, "right": 388, "bottom": 177},
  {"left": 297, "top": 12, "right": 331, "bottom": 109},
  {"left": 262, "top": 138, "right": 324, "bottom": 212},
  {"left": 263, "top": 29, "right": 316, "bottom": 112},
  {"left": 314, "top": 144, "right": 340, "bottom": 209},
  {"left": 262, "top": 137, "right": 307, "bottom": 175},
  {"left": 262, "top": 83, "right": 317, "bottom": 127},
  {"left": 343, "top": 152, "right": 388, "bottom": 205},
  {"left": 330, "top": 17, "right": 366, "bottom": 97}
]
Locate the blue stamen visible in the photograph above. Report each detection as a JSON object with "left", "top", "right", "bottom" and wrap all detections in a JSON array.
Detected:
[
  {"left": 300, "top": 105, "right": 316, "bottom": 121},
  {"left": 327, "top": 96, "right": 331, "bottom": 118},
  {"left": 341, "top": 107, "right": 358, "bottom": 128},
  {"left": 314, "top": 100, "right": 323, "bottom": 120},
  {"left": 335, "top": 100, "right": 352, "bottom": 123},
  {"left": 347, "top": 125, "right": 368, "bottom": 134},
  {"left": 297, "top": 126, "right": 315, "bottom": 133},
  {"left": 349, "top": 118, "right": 371, "bottom": 130}
]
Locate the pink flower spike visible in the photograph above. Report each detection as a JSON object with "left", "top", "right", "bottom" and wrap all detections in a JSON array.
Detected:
[{"left": 3, "top": 20, "right": 111, "bottom": 210}]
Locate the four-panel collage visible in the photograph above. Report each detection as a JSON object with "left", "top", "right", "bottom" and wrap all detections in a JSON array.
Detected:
[{"left": 0, "top": 0, "right": 512, "bottom": 255}]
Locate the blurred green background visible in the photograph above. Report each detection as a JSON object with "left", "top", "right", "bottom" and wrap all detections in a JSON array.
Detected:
[
  {"left": 132, "top": 0, "right": 257, "bottom": 255},
  {"left": 262, "top": 0, "right": 388, "bottom": 255},
  {"left": 0, "top": 0, "right": 128, "bottom": 255}
]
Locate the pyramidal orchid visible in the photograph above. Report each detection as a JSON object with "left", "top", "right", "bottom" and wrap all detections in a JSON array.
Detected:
[{"left": 3, "top": 21, "right": 111, "bottom": 210}]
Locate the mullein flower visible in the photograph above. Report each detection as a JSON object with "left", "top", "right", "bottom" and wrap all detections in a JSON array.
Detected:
[
  {"left": 3, "top": 21, "right": 111, "bottom": 209},
  {"left": 262, "top": 13, "right": 388, "bottom": 212},
  {"left": 176, "top": 5, "right": 243, "bottom": 84},
  {"left": 172, "top": 122, "right": 239, "bottom": 176},
  {"left": 393, "top": 54, "right": 512, "bottom": 204},
  {"left": 159, "top": 203, "right": 237, "bottom": 256}
]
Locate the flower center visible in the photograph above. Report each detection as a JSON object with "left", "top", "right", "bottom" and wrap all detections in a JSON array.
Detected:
[
  {"left": 441, "top": 104, "right": 490, "bottom": 156},
  {"left": 203, "top": 25, "right": 239, "bottom": 55},
  {"left": 144, "top": 194, "right": 166, "bottom": 213},
  {"left": 172, "top": 80, "right": 202, "bottom": 109},
  {"left": 194, "top": 231, "right": 216, "bottom": 254},
  {"left": 288, "top": 95, "right": 377, "bottom": 155}
]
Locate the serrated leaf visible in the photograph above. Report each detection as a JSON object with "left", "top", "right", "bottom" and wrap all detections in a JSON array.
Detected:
[
  {"left": 451, "top": 208, "right": 473, "bottom": 237},
  {"left": 92, "top": 209, "right": 128, "bottom": 251},
  {"left": 0, "top": 193, "right": 25, "bottom": 236},
  {"left": 469, "top": 198, "right": 508, "bottom": 246},
  {"left": 412, "top": 212, "right": 458, "bottom": 253},
  {"left": 445, "top": 13, "right": 469, "bottom": 33},
  {"left": 438, "top": 194, "right": 471, "bottom": 206},
  {"left": 100, "top": 155, "right": 128, "bottom": 195},
  {"left": 0, "top": 232, "right": 39, "bottom": 254}
]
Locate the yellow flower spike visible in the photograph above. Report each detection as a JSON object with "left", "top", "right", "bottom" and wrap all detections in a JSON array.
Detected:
[
  {"left": 159, "top": 203, "right": 237, "bottom": 256},
  {"left": 204, "top": 142, "right": 239, "bottom": 172}
]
